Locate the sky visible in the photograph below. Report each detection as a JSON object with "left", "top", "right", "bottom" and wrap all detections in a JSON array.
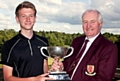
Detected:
[{"left": 0, "top": 0, "right": 120, "bottom": 34}]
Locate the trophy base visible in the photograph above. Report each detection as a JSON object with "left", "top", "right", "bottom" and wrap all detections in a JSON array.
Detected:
[
  {"left": 46, "top": 71, "right": 71, "bottom": 81},
  {"left": 50, "top": 71, "right": 67, "bottom": 74}
]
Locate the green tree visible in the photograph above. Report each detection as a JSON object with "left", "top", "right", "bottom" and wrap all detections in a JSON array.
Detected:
[{"left": 108, "top": 36, "right": 118, "bottom": 43}]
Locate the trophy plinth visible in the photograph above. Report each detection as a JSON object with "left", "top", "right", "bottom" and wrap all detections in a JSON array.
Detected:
[{"left": 40, "top": 46, "right": 74, "bottom": 81}]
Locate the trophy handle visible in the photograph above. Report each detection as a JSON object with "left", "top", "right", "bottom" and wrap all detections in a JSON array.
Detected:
[
  {"left": 40, "top": 47, "right": 49, "bottom": 58},
  {"left": 63, "top": 47, "right": 74, "bottom": 59}
]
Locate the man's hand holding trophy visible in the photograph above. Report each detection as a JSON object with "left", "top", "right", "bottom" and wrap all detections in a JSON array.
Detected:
[{"left": 40, "top": 46, "right": 74, "bottom": 81}]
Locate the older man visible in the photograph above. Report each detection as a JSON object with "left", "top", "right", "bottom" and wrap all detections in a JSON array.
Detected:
[{"left": 51, "top": 9, "right": 118, "bottom": 81}]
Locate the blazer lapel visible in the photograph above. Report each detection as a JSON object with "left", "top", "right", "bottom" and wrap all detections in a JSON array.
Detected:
[{"left": 72, "top": 34, "right": 103, "bottom": 80}]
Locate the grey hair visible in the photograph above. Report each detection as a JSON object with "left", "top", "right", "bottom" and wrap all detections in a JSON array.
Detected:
[{"left": 82, "top": 9, "right": 103, "bottom": 23}]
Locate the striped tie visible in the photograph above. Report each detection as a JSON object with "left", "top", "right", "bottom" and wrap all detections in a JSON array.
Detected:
[{"left": 68, "top": 39, "right": 89, "bottom": 77}]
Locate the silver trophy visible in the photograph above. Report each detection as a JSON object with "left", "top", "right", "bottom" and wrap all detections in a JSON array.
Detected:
[{"left": 40, "top": 46, "right": 74, "bottom": 81}]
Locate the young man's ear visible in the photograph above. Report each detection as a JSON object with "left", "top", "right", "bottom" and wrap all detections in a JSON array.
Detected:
[
  {"left": 35, "top": 16, "right": 37, "bottom": 23},
  {"left": 15, "top": 16, "right": 19, "bottom": 23}
]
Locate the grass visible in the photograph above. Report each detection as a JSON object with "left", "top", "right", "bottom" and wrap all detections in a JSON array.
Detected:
[
  {"left": 48, "top": 57, "right": 54, "bottom": 68},
  {"left": 0, "top": 65, "right": 2, "bottom": 68},
  {"left": 48, "top": 57, "right": 63, "bottom": 69}
]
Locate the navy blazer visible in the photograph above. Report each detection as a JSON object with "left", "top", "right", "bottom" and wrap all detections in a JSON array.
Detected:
[{"left": 63, "top": 34, "right": 118, "bottom": 81}]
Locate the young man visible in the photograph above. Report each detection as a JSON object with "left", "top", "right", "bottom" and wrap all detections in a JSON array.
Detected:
[
  {"left": 1, "top": 1, "right": 53, "bottom": 81},
  {"left": 52, "top": 9, "right": 118, "bottom": 81}
]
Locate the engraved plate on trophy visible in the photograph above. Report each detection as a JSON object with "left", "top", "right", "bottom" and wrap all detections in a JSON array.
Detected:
[{"left": 40, "top": 46, "right": 74, "bottom": 81}]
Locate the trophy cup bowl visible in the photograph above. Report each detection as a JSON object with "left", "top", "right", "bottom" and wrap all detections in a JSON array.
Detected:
[{"left": 40, "top": 46, "right": 74, "bottom": 81}]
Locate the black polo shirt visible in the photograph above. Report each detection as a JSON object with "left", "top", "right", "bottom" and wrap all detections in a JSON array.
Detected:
[{"left": 1, "top": 32, "right": 48, "bottom": 77}]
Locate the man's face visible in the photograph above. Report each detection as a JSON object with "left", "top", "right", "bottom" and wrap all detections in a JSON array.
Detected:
[
  {"left": 82, "top": 11, "right": 102, "bottom": 38},
  {"left": 16, "top": 8, "right": 36, "bottom": 30}
]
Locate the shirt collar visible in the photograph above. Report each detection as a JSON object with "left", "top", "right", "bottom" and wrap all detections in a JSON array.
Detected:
[
  {"left": 85, "top": 33, "right": 100, "bottom": 43},
  {"left": 19, "top": 31, "right": 36, "bottom": 41}
]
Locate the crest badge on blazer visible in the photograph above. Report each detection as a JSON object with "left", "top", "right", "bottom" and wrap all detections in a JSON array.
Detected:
[{"left": 85, "top": 65, "right": 96, "bottom": 76}]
